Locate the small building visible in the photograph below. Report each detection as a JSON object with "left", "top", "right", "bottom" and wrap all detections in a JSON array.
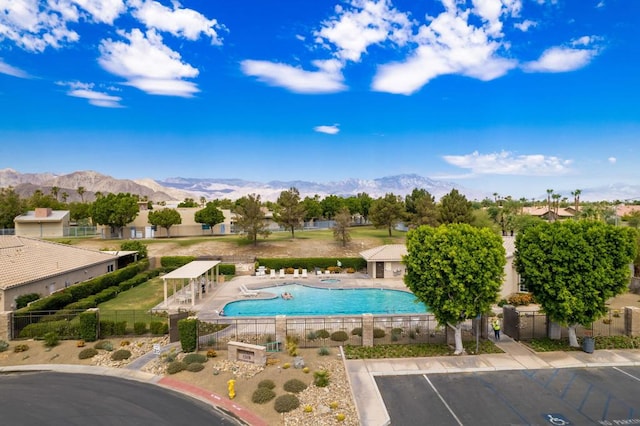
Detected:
[
  {"left": 360, "top": 244, "right": 407, "bottom": 279},
  {"left": 0, "top": 235, "right": 121, "bottom": 312},
  {"left": 14, "top": 208, "right": 70, "bottom": 238}
]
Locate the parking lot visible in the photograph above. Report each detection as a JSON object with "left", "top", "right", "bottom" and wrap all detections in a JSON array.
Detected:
[{"left": 376, "top": 367, "right": 640, "bottom": 425}]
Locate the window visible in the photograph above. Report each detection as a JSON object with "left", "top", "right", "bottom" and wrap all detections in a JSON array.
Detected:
[{"left": 107, "top": 264, "right": 114, "bottom": 272}]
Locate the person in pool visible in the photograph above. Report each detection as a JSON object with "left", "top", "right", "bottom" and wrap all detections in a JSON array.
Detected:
[{"left": 281, "top": 292, "right": 293, "bottom": 300}]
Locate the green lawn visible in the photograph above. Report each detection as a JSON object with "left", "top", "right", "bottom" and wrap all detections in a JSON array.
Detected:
[{"left": 98, "top": 277, "right": 169, "bottom": 326}]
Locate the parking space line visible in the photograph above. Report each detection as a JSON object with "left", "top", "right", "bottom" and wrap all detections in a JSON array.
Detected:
[
  {"left": 422, "top": 374, "right": 464, "bottom": 426},
  {"left": 613, "top": 367, "right": 640, "bottom": 382}
]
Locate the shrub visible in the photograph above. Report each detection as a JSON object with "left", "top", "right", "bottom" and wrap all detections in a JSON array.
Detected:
[
  {"left": 507, "top": 293, "right": 535, "bottom": 306},
  {"left": 110, "top": 349, "right": 132, "bottom": 361},
  {"left": 0, "top": 340, "right": 9, "bottom": 352},
  {"left": 351, "top": 327, "right": 362, "bottom": 336},
  {"left": 258, "top": 379, "right": 276, "bottom": 389},
  {"left": 274, "top": 394, "right": 300, "bottom": 413},
  {"left": 77, "top": 340, "right": 86, "bottom": 347},
  {"left": 99, "top": 320, "right": 115, "bottom": 337},
  {"left": 120, "top": 240, "right": 148, "bottom": 259},
  {"left": 282, "top": 362, "right": 291, "bottom": 369},
  {"left": 120, "top": 340, "right": 130, "bottom": 346},
  {"left": 336, "top": 413, "right": 346, "bottom": 422},
  {"left": 178, "top": 318, "right": 198, "bottom": 352},
  {"left": 161, "top": 256, "right": 195, "bottom": 270},
  {"left": 78, "top": 348, "right": 98, "bottom": 359},
  {"left": 373, "top": 328, "right": 386, "bottom": 339},
  {"left": 206, "top": 350, "right": 217, "bottom": 358},
  {"left": 303, "top": 405, "right": 313, "bottom": 413},
  {"left": 330, "top": 331, "right": 349, "bottom": 342},
  {"left": 150, "top": 321, "right": 168, "bottom": 335},
  {"left": 16, "top": 293, "right": 40, "bottom": 310},
  {"left": 133, "top": 322, "right": 147, "bottom": 335},
  {"left": 183, "top": 353, "right": 207, "bottom": 364},
  {"left": 94, "top": 340, "right": 113, "bottom": 351},
  {"left": 283, "top": 379, "right": 307, "bottom": 393},
  {"left": 317, "top": 347, "right": 330, "bottom": 356},
  {"left": 313, "top": 370, "right": 330, "bottom": 387},
  {"left": 167, "top": 361, "right": 187, "bottom": 374},
  {"left": 285, "top": 336, "right": 298, "bottom": 356},
  {"left": 186, "top": 362, "right": 205, "bottom": 372},
  {"left": 302, "top": 367, "right": 310, "bottom": 374},
  {"left": 252, "top": 387, "right": 276, "bottom": 404},
  {"left": 14, "top": 344, "right": 29, "bottom": 353},
  {"left": 79, "top": 311, "right": 98, "bottom": 342},
  {"left": 497, "top": 298, "right": 508, "bottom": 307},
  {"left": 43, "top": 332, "right": 59, "bottom": 347},
  {"left": 316, "top": 329, "right": 330, "bottom": 339},
  {"left": 114, "top": 321, "right": 127, "bottom": 336},
  {"left": 306, "top": 330, "right": 317, "bottom": 341},
  {"left": 329, "top": 401, "right": 339, "bottom": 410}
]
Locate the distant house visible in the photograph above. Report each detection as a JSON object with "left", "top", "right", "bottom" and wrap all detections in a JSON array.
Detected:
[
  {"left": 521, "top": 206, "right": 574, "bottom": 221},
  {"left": 14, "top": 208, "right": 70, "bottom": 238},
  {"left": 0, "top": 236, "right": 124, "bottom": 312},
  {"left": 360, "top": 244, "right": 407, "bottom": 279}
]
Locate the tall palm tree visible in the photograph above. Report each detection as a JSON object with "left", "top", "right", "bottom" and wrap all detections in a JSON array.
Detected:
[
  {"left": 546, "top": 189, "right": 554, "bottom": 213},
  {"left": 571, "top": 189, "right": 581, "bottom": 212},
  {"left": 51, "top": 186, "right": 59, "bottom": 201},
  {"left": 77, "top": 186, "right": 86, "bottom": 202}
]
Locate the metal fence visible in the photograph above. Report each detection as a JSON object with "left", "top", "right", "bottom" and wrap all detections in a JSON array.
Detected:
[
  {"left": 372, "top": 315, "right": 450, "bottom": 344},
  {"left": 198, "top": 317, "right": 276, "bottom": 350},
  {"left": 63, "top": 226, "right": 98, "bottom": 237},
  {"left": 0, "top": 228, "right": 15, "bottom": 236},
  {"left": 287, "top": 316, "right": 364, "bottom": 348}
]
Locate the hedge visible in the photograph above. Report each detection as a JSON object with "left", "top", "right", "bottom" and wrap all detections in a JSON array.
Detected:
[
  {"left": 219, "top": 264, "right": 236, "bottom": 276},
  {"left": 255, "top": 257, "right": 366, "bottom": 272},
  {"left": 161, "top": 256, "right": 196, "bottom": 270},
  {"left": 19, "top": 320, "right": 80, "bottom": 339},
  {"left": 79, "top": 311, "right": 98, "bottom": 342},
  {"left": 178, "top": 318, "right": 198, "bottom": 352}
]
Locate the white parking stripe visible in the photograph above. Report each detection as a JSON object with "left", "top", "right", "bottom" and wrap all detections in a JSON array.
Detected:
[
  {"left": 613, "top": 367, "right": 640, "bottom": 382},
  {"left": 423, "top": 374, "right": 464, "bottom": 426}
]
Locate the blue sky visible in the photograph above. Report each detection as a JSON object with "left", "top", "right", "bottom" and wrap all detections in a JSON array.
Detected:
[{"left": 1, "top": 0, "right": 639, "bottom": 199}]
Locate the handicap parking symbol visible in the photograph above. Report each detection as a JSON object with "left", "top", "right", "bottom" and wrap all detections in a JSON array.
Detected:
[{"left": 544, "top": 413, "right": 570, "bottom": 425}]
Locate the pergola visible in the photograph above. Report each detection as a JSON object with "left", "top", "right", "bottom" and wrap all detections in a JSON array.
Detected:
[{"left": 161, "top": 260, "right": 221, "bottom": 307}]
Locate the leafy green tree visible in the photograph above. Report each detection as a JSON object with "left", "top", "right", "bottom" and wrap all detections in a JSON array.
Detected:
[
  {"left": 68, "top": 202, "right": 92, "bottom": 225},
  {"left": 120, "top": 240, "right": 148, "bottom": 259},
  {"left": 624, "top": 211, "right": 640, "bottom": 229},
  {"left": 0, "top": 187, "right": 27, "bottom": 228},
  {"left": 405, "top": 188, "right": 438, "bottom": 228},
  {"left": 194, "top": 203, "right": 225, "bottom": 234},
  {"left": 320, "top": 195, "right": 344, "bottom": 220},
  {"left": 369, "top": 193, "right": 404, "bottom": 236},
  {"left": 210, "top": 198, "right": 234, "bottom": 210},
  {"left": 437, "top": 189, "right": 473, "bottom": 225},
  {"left": 90, "top": 193, "right": 139, "bottom": 238},
  {"left": 27, "top": 189, "right": 62, "bottom": 210},
  {"left": 404, "top": 224, "right": 505, "bottom": 354},
  {"left": 274, "top": 187, "right": 305, "bottom": 238},
  {"left": 148, "top": 208, "right": 182, "bottom": 237},
  {"left": 333, "top": 207, "right": 352, "bottom": 247},
  {"left": 177, "top": 198, "right": 199, "bottom": 208},
  {"left": 356, "top": 192, "right": 373, "bottom": 222},
  {"left": 515, "top": 221, "right": 637, "bottom": 347},
  {"left": 235, "top": 193, "right": 270, "bottom": 246},
  {"left": 302, "top": 195, "right": 322, "bottom": 222}
]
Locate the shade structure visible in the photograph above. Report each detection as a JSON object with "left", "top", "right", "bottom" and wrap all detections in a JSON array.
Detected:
[{"left": 161, "top": 260, "right": 221, "bottom": 307}]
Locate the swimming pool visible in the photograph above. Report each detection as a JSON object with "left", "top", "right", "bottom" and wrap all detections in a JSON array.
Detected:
[{"left": 222, "top": 284, "right": 429, "bottom": 316}]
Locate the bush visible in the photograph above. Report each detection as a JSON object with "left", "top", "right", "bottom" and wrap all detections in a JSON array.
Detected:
[
  {"left": 274, "top": 394, "right": 300, "bottom": 413},
  {"left": 120, "top": 240, "right": 148, "bottom": 259},
  {"left": 16, "top": 293, "right": 40, "bottom": 310},
  {"left": 94, "top": 340, "right": 114, "bottom": 351},
  {"left": 14, "top": 344, "right": 29, "bottom": 353},
  {"left": 178, "top": 318, "right": 198, "bottom": 352},
  {"left": 161, "top": 256, "right": 195, "bottom": 270},
  {"left": 186, "top": 362, "right": 205, "bottom": 372},
  {"left": 183, "top": 353, "right": 207, "bottom": 364},
  {"left": 286, "top": 336, "right": 298, "bottom": 356},
  {"left": 330, "top": 331, "right": 349, "bottom": 342},
  {"left": 78, "top": 348, "right": 98, "bottom": 359},
  {"left": 133, "top": 322, "right": 147, "bottom": 335},
  {"left": 114, "top": 321, "right": 127, "bottom": 336},
  {"left": 373, "top": 328, "right": 386, "bottom": 338},
  {"left": 317, "top": 347, "right": 330, "bottom": 356},
  {"left": 110, "top": 349, "right": 132, "bottom": 361},
  {"left": 497, "top": 298, "right": 508, "bottom": 307},
  {"left": 206, "top": 350, "right": 217, "bottom": 358},
  {"left": 351, "top": 327, "right": 362, "bottom": 336},
  {"left": 336, "top": 413, "right": 346, "bottom": 422},
  {"left": 306, "top": 331, "right": 317, "bottom": 341},
  {"left": 252, "top": 387, "right": 276, "bottom": 404},
  {"left": 79, "top": 311, "right": 98, "bottom": 342},
  {"left": 282, "top": 362, "right": 291, "bottom": 369},
  {"left": 150, "top": 321, "right": 168, "bottom": 335},
  {"left": 313, "top": 370, "right": 330, "bottom": 387},
  {"left": 316, "top": 329, "right": 330, "bottom": 339},
  {"left": 258, "top": 379, "right": 276, "bottom": 389},
  {"left": 283, "top": 379, "right": 307, "bottom": 393},
  {"left": 507, "top": 293, "right": 535, "bottom": 306},
  {"left": 120, "top": 340, "right": 130, "bottom": 346},
  {"left": 167, "top": 361, "right": 187, "bottom": 374},
  {"left": 99, "top": 320, "right": 115, "bottom": 337},
  {"left": 0, "top": 340, "right": 9, "bottom": 352},
  {"left": 43, "top": 332, "right": 59, "bottom": 347},
  {"left": 77, "top": 340, "right": 86, "bottom": 347}
]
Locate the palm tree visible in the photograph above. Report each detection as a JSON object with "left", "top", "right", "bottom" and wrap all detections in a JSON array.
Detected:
[
  {"left": 61, "top": 192, "right": 69, "bottom": 203},
  {"left": 77, "top": 186, "right": 86, "bottom": 202},
  {"left": 51, "top": 186, "right": 59, "bottom": 201},
  {"left": 546, "top": 189, "right": 554, "bottom": 213},
  {"left": 552, "top": 193, "right": 561, "bottom": 217},
  {"left": 571, "top": 189, "right": 581, "bottom": 212}
]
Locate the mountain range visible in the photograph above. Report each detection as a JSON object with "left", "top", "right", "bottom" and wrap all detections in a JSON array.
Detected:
[{"left": 1, "top": 168, "right": 639, "bottom": 203}]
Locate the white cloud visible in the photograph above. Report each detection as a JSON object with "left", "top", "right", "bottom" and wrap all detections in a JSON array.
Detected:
[
  {"left": 514, "top": 19, "right": 536, "bottom": 32},
  {"left": 0, "top": 0, "right": 80, "bottom": 52},
  {"left": 372, "top": 7, "right": 517, "bottom": 94},
  {"left": 314, "top": 124, "right": 340, "bottom": 135},
  {"left": 240, "top": 59, "right": 346, "bottom": 94},
  {"left": 523, "top": 45, "right": 596, "bottom": 72},
  {"left": 129, "top": 0, "right": 225, "bottom": 44},
  {"left": 71, "top": 0, "right": 125, "bottom": 24},
  {"left": 608, "top": 157, "right": 617, "bottom": 164},
  {"left": 63, "top": 81, "right": 123, "bottom": 107},
  {"left": 0, "top": 58, "right": 29, "bottom": 78},
  {"left": 314, "top": 0, "right": 413, "bottom": 62},
  {"left": 443, "top": 151, "right": 572, "bottom": 176},
  {"left": 98, "top": 29, "right": 199, "bottom": 97}
]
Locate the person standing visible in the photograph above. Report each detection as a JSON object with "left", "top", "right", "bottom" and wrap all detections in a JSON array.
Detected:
[{"left": 492, "top": 318, "right": 501, "bottom": 340}]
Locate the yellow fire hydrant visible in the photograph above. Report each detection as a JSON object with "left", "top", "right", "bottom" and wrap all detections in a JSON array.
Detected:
[{"left": 227, "top": 379, "right": 236, "bottom": 400}]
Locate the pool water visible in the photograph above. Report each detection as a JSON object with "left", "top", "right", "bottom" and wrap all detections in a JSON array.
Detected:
[
  {"left": 319, "top": 278, "right": 340, "bottom": 284},
  {"left": 222, "top": 284, "right": 429, "bottom": 316}
]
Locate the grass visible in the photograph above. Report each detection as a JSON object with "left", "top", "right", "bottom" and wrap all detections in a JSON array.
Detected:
[
  {"left": 525, "top": 335, "right": 640, "bottom": 352},
  {"left": 98, "top": 276, "right": 169, "bottom": 325},
  {"left": 343, "top": 340, "right": 503, "bottom": 359}
]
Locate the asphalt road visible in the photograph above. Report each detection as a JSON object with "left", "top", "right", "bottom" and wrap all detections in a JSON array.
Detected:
[
  {"left": 376, "top": 367, "right": 640, "bottom": 426},
  {"left": 0, "top": 372, "right": 242, "bottom": 426}
]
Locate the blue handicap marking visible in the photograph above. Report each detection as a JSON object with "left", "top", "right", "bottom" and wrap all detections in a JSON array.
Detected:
[{"left": 544, "top": 413, "right": 570, "bottom": 425}]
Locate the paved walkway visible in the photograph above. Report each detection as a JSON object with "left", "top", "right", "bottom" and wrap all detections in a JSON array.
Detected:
[{"left": 344, "top": 334, "right": 640, "bottom": 426}]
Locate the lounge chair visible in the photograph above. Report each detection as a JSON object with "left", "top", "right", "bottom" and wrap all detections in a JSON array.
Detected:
[
  {"left": 293, "top": 269, "right": 299, "bottom": 278},
  {"left": 301, "top": 269, "right": 308, "bottom": 279},
  {"left": 239, "top": 284, "right": 258, "bottom": 297},
  {"left": 325, "top": 270, "right": 331, "bottom": 276},
  {"left": 279, "top": 269, "right": 285, "bottom": 279},
  {"left": 270, "top": 269, "right": 276, "bottom": 279}
]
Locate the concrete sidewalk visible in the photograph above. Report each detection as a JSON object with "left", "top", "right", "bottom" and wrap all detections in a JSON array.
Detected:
[{"left": 344, "top": 334, "right": 640, "bottom": 426}]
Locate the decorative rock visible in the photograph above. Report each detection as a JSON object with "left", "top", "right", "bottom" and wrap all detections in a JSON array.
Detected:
[{"left": 293, "top": 356, "right": 305, "bottom": 369}]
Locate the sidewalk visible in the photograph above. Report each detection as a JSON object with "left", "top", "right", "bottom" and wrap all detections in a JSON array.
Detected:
[{"left": 344, "top": 334, "right": 640, "bottom": 426}]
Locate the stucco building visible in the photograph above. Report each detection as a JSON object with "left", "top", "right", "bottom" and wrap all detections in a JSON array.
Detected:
[{"left": 14, "top": 208, "right": 70, "bottom": 238}]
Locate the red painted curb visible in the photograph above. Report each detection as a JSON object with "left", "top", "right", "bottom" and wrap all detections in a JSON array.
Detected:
[{"left": 158, "top": 376, "right": 269, "bottom": 426}]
